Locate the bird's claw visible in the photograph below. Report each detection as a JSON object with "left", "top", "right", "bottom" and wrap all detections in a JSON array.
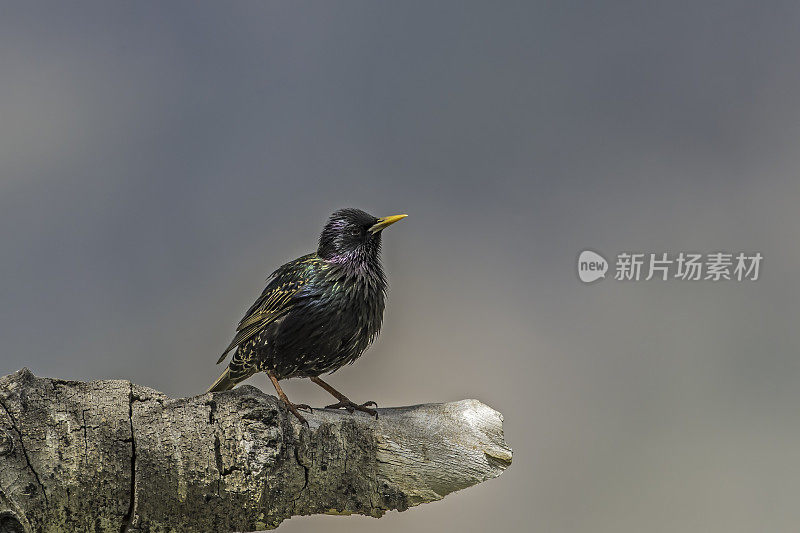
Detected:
[
  {"left": 283, "top": 402, "right": 312, "bottom": 426},
  {"left": 325, "top": 400, "right": 378, "bottom": 418},
  {"left": 325, "top": 401, "right": 353, "bottom": 412}
]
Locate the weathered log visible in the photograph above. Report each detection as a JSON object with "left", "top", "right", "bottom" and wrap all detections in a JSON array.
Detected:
[{"left": 0, "top": 369, "right": 511, "bottom": 532}]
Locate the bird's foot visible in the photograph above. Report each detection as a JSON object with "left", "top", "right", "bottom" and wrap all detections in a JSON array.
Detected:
[
  {"left": 325, "top": 400, "right": 378, "bottom": 418},
  {"left": 283, "top": 401, "right": 313, "bottom": 426}
]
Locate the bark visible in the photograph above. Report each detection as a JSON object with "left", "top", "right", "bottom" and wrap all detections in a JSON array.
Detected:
[{"left": 0, "top": 368, "right": 511, "bottom": 532}]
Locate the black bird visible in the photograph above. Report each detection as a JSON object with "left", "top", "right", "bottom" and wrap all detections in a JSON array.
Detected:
[{"left": 208, "top": 208, "right": 407, "bottom": 424}]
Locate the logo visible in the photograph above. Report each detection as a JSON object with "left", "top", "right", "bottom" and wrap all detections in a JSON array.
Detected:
[
  {"left": 577, "top": 250, "right": 762, "bottom": 283},
  {"left": 578, "top": 250, "right": 608, "bottom": 283}
]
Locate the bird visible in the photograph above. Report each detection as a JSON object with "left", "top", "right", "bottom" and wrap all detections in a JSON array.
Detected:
[{"left": 208, "top": 208, "right": 407, "bottom": 425}]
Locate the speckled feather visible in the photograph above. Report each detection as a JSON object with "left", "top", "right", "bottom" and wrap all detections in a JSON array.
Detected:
[{"left": 216, "top": 209, "right": 390, "bottom": 385}]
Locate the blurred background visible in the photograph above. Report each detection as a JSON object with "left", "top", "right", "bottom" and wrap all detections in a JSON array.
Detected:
[{"left": 2, "top": 2, "right": 799, "bottom": 532}]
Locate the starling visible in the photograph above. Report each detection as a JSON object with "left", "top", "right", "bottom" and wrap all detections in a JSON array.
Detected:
[{"left": 208, "top": 208, "right": 407, "bottom": 424}]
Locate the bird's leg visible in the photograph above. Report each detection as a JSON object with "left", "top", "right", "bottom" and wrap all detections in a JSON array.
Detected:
[
  {"left": 267, "top": 370, "right": 312, "bottom": 425},
  {"left": 310, "top": 376, "right": 378, "bottom": 418}
]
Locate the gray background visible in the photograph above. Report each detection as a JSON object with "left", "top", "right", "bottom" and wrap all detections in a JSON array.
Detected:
[{"left": 2, "top": 2, "right": 799, "bottom": 532}]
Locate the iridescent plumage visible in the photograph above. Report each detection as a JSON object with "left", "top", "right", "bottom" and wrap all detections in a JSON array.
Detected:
[{"left": 208, "top": 208, "right": 406, "bottom": 423}]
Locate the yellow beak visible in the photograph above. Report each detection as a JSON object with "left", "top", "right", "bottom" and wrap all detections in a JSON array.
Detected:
[{"left": 369, "top": 214, "right": 408, "bottom": 234}]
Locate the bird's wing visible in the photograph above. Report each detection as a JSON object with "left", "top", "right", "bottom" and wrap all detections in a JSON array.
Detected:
[{"left": 216, "top": 253, "right": 320, "bottom": 364}]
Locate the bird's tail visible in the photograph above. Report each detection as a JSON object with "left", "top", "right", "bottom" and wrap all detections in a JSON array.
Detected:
[{"left": 207, "top": 367, "right": 237, "bottom": 393}]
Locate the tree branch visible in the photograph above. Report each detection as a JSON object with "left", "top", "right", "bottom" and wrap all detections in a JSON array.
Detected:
[{"left": 0, "top": 368, "right": 511, "bottom": 532}]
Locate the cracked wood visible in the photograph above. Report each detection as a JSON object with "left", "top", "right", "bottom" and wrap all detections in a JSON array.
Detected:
[{"left": 0, "top": 369, "right": 511, "bottom": 532}]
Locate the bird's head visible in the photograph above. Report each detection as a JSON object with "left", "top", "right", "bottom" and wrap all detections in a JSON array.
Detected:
[{"left": 318, "top": 208, "right": 407, "bottom": 263}]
